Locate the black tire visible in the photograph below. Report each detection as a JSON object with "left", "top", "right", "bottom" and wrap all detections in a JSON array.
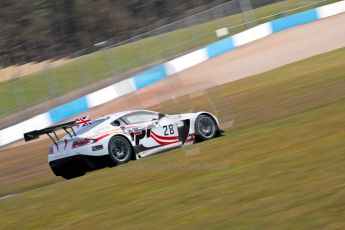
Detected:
[
  {"left": 195, "top": 114, "right": 217, "bottom": 142},
  {"left": 107, "top": 136, "right": 133, "bottom": 166}
]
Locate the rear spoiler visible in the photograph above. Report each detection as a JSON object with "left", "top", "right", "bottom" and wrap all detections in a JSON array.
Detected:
[{"left": 24, "top": 121, "right": 77, "bottom": 144}]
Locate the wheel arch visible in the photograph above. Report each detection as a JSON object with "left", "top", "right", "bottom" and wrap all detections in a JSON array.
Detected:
[
  {"left": 108, "top": 134, "right": 136, "bottom": 160},
  {"left": 194, "top": 112, "right": 222, "bottom": 137},
  {"left": 195, "top": 112, "right": 220, "bottom": 128}
]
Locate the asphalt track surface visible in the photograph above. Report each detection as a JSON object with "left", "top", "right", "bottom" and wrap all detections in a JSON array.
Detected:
[{"left": 0, "top": 13, "right": 345, "bottom": 198}]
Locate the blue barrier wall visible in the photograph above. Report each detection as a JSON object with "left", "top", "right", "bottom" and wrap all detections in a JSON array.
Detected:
[
  {"left": 133, "top": 65, "right": 167, "bottom": 90},
  {"left": 271, "top": 9, "right": 319, "bottom": 33},
  {"left": 206, "top": 37, "right": 235, "bottom": 59},
  {"left": 49, "top": 97, "right": 89, "bottom": 123}
]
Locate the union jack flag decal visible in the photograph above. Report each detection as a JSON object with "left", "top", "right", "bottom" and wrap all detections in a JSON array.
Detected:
[{"left": 75, "top": 116, "right": 92, "bottom": 128}]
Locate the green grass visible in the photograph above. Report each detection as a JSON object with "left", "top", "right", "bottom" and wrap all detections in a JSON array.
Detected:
[
  {"left": 0, "top": 47, "right": 345, "bottom": 228},
  {"left": 0, "top": 0, "right": 339, "bottom": 118}
]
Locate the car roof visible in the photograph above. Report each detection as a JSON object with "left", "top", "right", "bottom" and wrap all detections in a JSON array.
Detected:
[{"left": 102, "top": 110, "right": 157, "bottom": 120}]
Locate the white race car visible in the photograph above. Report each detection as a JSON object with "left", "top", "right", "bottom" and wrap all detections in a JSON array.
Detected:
[{"left": 24, "top": 110, "right": 223, "bottom": 179}]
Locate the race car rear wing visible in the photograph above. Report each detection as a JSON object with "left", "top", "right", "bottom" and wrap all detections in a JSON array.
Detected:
[{"left": 23, "top": 121, "right": 77, "bottom": 144}]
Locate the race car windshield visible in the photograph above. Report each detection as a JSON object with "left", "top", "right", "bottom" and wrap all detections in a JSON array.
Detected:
[
  {"left": 121, "top": 111, "right": 159, "bottom": 124},
  {"left": 74, "top": 118, "right": 108, "bottom": 135}
]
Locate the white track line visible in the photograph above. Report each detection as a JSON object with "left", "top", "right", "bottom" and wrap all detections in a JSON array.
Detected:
[{"left": 0, "top": 194, "right": 17, "bottom": 200}]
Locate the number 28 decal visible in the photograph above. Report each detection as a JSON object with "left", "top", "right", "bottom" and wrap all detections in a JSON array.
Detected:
[{"left": 163, "top": 125, "right": 174, "bottom": 136}]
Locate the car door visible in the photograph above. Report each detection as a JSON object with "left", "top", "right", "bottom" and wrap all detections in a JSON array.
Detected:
[
  {"left": 120, "top": 111, "right": 181, "bottom": 154},
  {"left": 150, "top": 115, "right": 180, "bottom": 147}
]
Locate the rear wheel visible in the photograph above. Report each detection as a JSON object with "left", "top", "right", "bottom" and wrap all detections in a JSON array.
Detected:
[
  {"left": 195, "top": 115, "right": 217, "bottom": 141},
  {"left": 107, "top": 136, "right": 133, "bottom": 166}
]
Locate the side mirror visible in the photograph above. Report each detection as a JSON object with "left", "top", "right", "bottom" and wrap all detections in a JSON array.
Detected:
[
  {"left": 158, "top": 113, "right": 166, "bottom": 119},
  {"left": 112, "top": 120, "right": 121, "bottom": 126}
]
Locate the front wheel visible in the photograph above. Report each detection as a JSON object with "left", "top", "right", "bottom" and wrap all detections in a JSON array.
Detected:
[
  {"left": 107, "top": 136, "right": 133, "bottom": 166},
  {"left": 195, "top": 115, "right": 217, "bottom": 141}
]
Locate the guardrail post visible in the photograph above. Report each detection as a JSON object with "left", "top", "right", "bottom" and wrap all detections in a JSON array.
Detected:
[{"left": 238, "top": 0, "right": 257, "bottom": 28}]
